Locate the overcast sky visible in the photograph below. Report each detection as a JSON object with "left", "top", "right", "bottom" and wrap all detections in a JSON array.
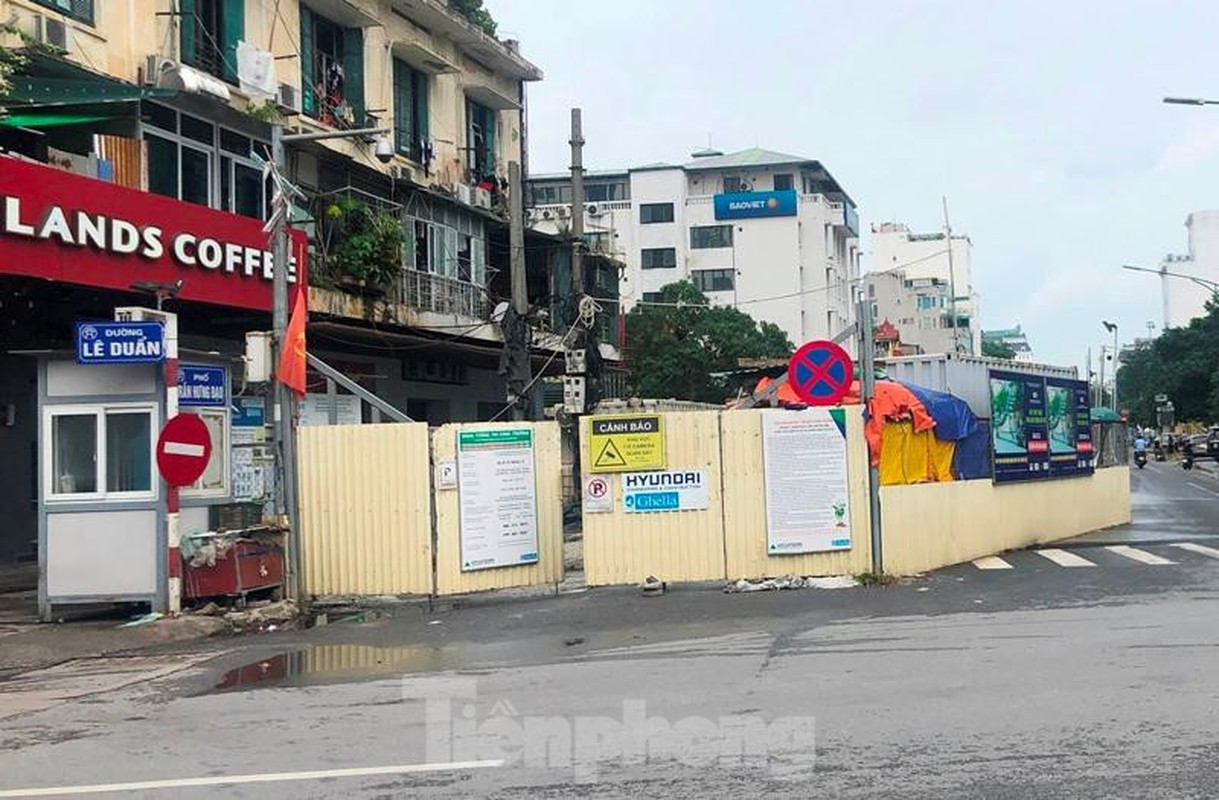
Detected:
[{"left": 491, "top": 0, "right": 1219, "bottom": 370}]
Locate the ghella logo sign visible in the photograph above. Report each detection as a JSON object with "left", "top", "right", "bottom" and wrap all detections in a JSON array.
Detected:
[{"left": 0, "top": 158, "right": 307, "bottom": 311}]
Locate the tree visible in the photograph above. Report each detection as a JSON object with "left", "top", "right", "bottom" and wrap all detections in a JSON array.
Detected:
[
  {"left": 625, "top": 282, "right": 794, "bottom": 402},
  {"left": 1117, "top": 297, "right": 1219, "bottom": 426},
  {"left": 448, "top": 0, "right": 498, "bottom": 36},
  {"left": 982, "top": 339, "right": 1017, "bottom": 359}
]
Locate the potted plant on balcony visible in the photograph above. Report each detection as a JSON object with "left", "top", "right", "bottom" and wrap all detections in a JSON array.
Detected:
[{"left": 323, "top": 198, "right": 405, "bottom": 297}]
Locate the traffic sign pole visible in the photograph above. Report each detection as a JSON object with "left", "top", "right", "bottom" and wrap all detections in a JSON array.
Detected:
[
  {"left": 858, "top": 296, "right": 883, "bottom": 575},
  {"left": 163, "top": 314, "right": 181, "bottom": 615}
]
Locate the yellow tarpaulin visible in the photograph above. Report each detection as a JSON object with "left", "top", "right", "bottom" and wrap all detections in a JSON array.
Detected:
[{"left": 878, "top": 421, "right": 956, "bottom": 486}]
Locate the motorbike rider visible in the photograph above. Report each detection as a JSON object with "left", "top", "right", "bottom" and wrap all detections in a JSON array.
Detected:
[{"left": 1133, "top": 434, "right": 1148, "bottom": 462}]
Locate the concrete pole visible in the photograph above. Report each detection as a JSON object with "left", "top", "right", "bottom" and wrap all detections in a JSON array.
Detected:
[
  {"left": 942, "top": 196, "right": 960, "bottom": 354},
  {"left": 1112, "top": 325, "right": 1120, "bottom": 414},
  {"left": 508, "top": 160, "right": 528, "bottom": 421},
  {"left": 570, "top": 109, "right": 585, "bottom": 295},
  {"left": 271, "top": 124, "right": 301, "bottom": 601},
  {"left": 859, "top": 295, "right": 883, "bottom": 575}
]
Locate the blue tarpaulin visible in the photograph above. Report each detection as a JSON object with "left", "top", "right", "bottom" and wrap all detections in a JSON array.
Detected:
[
  {"left": 898, "top": 381, "right": 980, "bottom": 442},
  {"left": 952, "top": 421, "right": 993, "bottom": 480}
]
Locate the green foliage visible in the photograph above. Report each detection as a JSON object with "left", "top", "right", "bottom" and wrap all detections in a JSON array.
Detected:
[
  {"left": 625, "top": 282, "right": 794, "bottom": 402},
  {"left": 244, "top": 99, "right": 282, "bottom": 124},
  {"left": 0, "top": 20, "right": 31, "bottom": 103},
  {"left": 982, "top": 339, "right": 1017, "bottom": 359},
  {"left": 1117, "top": 297, "right": 1219, "bottom": 426},
  {"left": 324, "top": 198, "right": 405, "bottom": 290},
  {"left": 448, "top": 0, "right": 498, "bottom": 36}
]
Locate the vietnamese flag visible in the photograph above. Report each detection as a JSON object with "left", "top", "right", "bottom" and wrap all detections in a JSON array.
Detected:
[{"left": 277, "top": 291, "right": 307, "bottom": 397}]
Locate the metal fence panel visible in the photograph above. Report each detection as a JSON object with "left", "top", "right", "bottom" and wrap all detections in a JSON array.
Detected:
[
  {"left": 432, "top": 422, "right": 565, "bottom": 596},
  {"left": 581, "top": 411, "right": 728, "bottom": 586},
  {"left": 297, "top": 423, "right": 433, "bottom": 596},
  {"left": 721, "top": 410, "right": 875, "bottom": 580}
]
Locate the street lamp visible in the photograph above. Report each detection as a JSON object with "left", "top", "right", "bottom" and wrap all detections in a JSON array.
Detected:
[
  {"left": 269, "top": 122, "right": 391, "bottom": 601},
  {"left": 1102, "top": 320, "right": 1118, "bottom": 414},
  {"left": 1123, "top": 263, "right": 1219, "bottom": 294},
  {"left": 1163, "top": 97, "right": 1219, "bottom": 106}
]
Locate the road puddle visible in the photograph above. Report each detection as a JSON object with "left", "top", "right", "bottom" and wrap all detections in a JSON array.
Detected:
[{"left": 209, "top": 644, "right": 466, "bottom": 693}]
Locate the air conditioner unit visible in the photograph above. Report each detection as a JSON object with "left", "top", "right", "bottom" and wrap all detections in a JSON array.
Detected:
[
  {"left": 276, "top": 83, "right": 302, "bottom": 116},
  {"left": 524, "top": 208, "right": 538, "bottom": 222},
  {"left": 455, "top": 183, "right": 473, "bottom": 206},
  {"left": 472, "top": 187, "right": 492, "bottom": 209},
  {"left": 585, "top": 203, "right": 602, "bottom": 217},
  {"left": 390, "top": 164, "right": 413, "bottom": 183},
  {"left": 142, "top": 54, "right": 164, "bottom": 86},
  {"left": 557, "top": 205, "right": 572, "bottom": 219},
  {"left": 541, "top": 209, "right": 555, "bottom": 220},
  {"left": 24, "top": 13, "right": 71, "bottom": 52}
]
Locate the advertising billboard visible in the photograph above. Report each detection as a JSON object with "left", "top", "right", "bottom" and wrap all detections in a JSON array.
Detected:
[{"left": 991, "top": 371, "right": 1093, "bottom": 483}]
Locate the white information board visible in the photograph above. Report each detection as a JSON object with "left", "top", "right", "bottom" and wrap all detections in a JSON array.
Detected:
[
  {"left": 299, "top": 393, "right": 361, "bottom": 427},
  {"left": 762, "top": 409, "right": 852, "bottom": 554},
  {"left": 457, "top": 428, "right": 540, "bottom": 571}
]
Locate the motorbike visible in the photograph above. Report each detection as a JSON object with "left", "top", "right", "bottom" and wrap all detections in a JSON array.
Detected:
[{"left": 1134, "top": 450, "right": 1148, "bottom": 469}]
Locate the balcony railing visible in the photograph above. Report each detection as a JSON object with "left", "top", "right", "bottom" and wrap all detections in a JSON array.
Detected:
[{"left": 394, "top": 270, "right": 489, "bottom": 320}]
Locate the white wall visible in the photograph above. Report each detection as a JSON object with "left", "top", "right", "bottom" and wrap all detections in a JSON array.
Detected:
[
  {"left": 1162, "top": 211, "right": 1219, "bottom": 329},
  {"left": 630, "top": 168, "right": 689, "bottom": 301}
]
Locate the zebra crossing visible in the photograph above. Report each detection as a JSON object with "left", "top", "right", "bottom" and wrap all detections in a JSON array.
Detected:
[{"left": 971, "top": 542, "right": 1219, "bottom": 571}]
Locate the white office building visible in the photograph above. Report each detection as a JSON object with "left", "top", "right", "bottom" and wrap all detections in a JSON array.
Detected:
[
  {"left": 527, "top": 147, "right": 861, "bottom": 348},
  {"left": 868, "top": 222, "right": 980, "bottom": 354},
  {"left": 1160, "top": 211, "right": 1219, "bottom": 330}
]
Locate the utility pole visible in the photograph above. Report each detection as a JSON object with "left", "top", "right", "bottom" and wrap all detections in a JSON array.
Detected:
[
  {"left": 1086, "top": 346, "right": 1093, "bottom": 406},
  {"left": 859, "top": 293, "right": 883, "bottom": 575},
  {"left": 570, "top": 108, "right": 585, "bottom": 295},
  {"left": 269, "top": 124, "right": 299, "bottom": 601},
  {"left": 508, "top": 160, "right": 529, "bottom": 421},
  {"left": 942, "top": 196, "right": 961, "bottom": 355}
]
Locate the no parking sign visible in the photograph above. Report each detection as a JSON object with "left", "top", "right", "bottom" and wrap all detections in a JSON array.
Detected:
[{"left": 787, "top": 340, "right": 854, "bottom": 406}]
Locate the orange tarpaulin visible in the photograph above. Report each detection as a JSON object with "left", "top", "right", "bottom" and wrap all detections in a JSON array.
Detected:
[{"left": 749, "top": 377, "right": 933, "bottom": 466}]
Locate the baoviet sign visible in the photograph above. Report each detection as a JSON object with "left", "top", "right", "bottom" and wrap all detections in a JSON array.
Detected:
[{"left": 0, "top": 157, "right": 307, "bottom": 311}]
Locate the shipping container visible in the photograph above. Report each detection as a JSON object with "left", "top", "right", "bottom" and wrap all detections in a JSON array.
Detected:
[{"left": 879, "top": 354, "right": 1079, "bottom": 418}]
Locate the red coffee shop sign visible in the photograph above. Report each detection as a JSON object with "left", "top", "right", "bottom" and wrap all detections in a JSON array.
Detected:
[{"left": 0, "top": 157, "right": 307, "bottom": 311}]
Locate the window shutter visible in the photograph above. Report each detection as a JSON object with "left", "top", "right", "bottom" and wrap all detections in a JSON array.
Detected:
[
  {"left": 413, "top": 69, "right": 429, "bottom": 142},
  {"left": 472, "top": 236, "right": 485, "bottom": 286},
  {"left": 482, "top": 106, "right": 496, "bottom": 175},
  {"left": 342, "top": 27, "right": 365, "bottom": 124},
  {"left": 392, "top": 60, "right": 409, "bottom": 154},
  {"left": 179, "top": 0, "right": 197, "bottom": 65},
  {"left": 299, "top": 7, "right": 315, "bottom": 116},
  {"left": 221, "top": 0, "right": 244, "bottom": 84}
]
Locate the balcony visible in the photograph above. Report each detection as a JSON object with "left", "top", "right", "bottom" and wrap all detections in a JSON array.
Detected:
[{"left": 393, "top": 270, "right": 489, "bottom": 321}]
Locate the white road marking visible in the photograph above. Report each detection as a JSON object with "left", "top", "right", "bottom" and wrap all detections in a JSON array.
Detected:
[
  {"left": 162, "top": 441, "right": 205, "bottom": 457},
  {"left": 1105, "top": 545, "right": 1176, "bottom": 565},
  {"left": 1172, "top": 542, "right": 1219, "bottom": 560},
  {"left": 0, "top": 760, "right": 504, "bottom": 798},
  {"left": 972, "top": 556, "right": 1013, "bottom": 570},
  {"left": 1035, "top": 548, "right": 1097, "bottom": 567},
  {"left": 1188, "top": 481, "right": 1219, "bottom": 496}
]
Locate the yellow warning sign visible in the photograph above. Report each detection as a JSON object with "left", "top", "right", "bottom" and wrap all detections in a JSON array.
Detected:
[{"left": 588, "top": 414, "right": 665, "bottom": 473}]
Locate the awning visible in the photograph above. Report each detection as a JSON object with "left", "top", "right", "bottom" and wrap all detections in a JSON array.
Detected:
[
  {"left": 391, "top": 40, "right": 460, "bottom": 75},
  {"left": 0, "top": 112, "right": 114, "bottom": 128},
  {"left": 2, "top": 76, "right": 176, "bottom": 109}
]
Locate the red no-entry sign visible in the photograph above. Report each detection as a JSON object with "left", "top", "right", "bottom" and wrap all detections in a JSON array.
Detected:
[
  {"left": 156, "top": 414, "right": 213, "bottom": 487},
  {"left": 788, "top": 340, "right": 854, "bottom": 406}
]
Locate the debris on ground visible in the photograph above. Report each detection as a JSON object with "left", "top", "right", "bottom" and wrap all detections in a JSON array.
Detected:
[
  {"left": 723, "top": 574, "right": 860, "bottom": 593},
  {"left": 119, "top": 612, "right": 164, "bottom": 628},
  {"left": 564, "top": 636, "right": 585, "bottom": 647},
  {"left": 193, "top": 602, "right": 224, "bottom": 617},
  {"left": 641, "top": 575, "right": 666, "bottom": 597},
  {"left": 222, "top": 599, "right": 299, "bottom": 632}
]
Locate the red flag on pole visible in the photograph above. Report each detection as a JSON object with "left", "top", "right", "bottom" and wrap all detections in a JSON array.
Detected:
[{"left": 277, "top": 291, "right": 307, "bottom": 397}]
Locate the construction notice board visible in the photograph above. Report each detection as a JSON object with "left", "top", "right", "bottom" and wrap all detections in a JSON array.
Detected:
[{"left": 588, "top": 414, "right": 666, "bottom": 473}]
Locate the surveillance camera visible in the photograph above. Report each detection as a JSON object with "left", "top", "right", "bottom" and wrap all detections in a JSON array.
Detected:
[{"left": 374, "top": 137, "right": 394, "bottom": 164}]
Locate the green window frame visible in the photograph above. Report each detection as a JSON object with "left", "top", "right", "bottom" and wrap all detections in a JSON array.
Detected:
[
  {"left": 300, "top": 7, "right": 365, "bottom": 126},
  {"left": 34, "top": 0, "right": 94, "bottom": 25},
  {"left": 179, "top": 0, "right": 244, "bottom": 84},
  {"left": 393, "top": 59, "right": 429, "bottom": 162},
  {"left": 466, "top": 99, "right": 496, "bottom": 179}
]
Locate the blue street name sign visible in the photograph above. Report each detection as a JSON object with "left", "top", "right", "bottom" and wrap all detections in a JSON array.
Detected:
[
  {"left": 178, "top": 365, "right": 228, "bottom": 407},
  {"left": 75, "top": 321, "right": 165, "bottom": 365}
]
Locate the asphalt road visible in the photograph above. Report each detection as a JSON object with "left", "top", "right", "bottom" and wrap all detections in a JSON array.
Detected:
[{"left": 3, "top": 464, "right": 1219, "bottom": 798}]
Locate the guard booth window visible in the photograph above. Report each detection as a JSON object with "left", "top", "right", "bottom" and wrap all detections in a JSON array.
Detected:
[{"left": 45, "top": 404, "right": 157, "bottom": 501}]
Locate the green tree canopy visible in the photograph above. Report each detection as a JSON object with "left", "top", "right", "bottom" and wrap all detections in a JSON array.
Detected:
[
  {"left": 625, "top": 282, "right": 794, "bottom": 402},
  {"left": 449, "top": 0, "right": 498, "bottom": 35},
  {"left": 1117, "top": 297, "right": 1219, "bottom": 426},
  {"left": 982, "top": 339, "right": 1017, "bottom": 359}
]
